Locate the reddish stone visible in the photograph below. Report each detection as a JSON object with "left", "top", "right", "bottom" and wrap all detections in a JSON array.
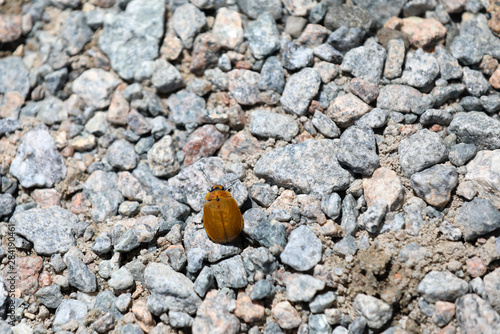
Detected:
[
  {"left": 0, "top": 15, "right": 22, "bottom": 43},
  {"left": 234, "top": 292, "right": 265, "bottom": 322},
  {"left": 61, "top": 146, "right": 75, "bottom": 158},
  {"left": 39, "top": 271, "right": 52, "bottom": 288},
  {"left": 218, "top": 130, "right": 261, "bottom": 162},
  {"left": 399, "top": 17, "right": 446, "bottom": 49},
  {"left": 308, "top": 100, "right": 323, "bottom": 114},
  {"left": 272, "top": 301, "right": 301, "bottom": 329},
  {"left": 349, "top": 78, "right": 379, "bottom": 104},
  {"left": 0, "top": 91, "right": 24, "bottom": 119},
  {"left": 295, "top": 131, "right": 314, "bottom": 143},
  {"left": 161, "top": 34, "right": 183, "bottom": 61},
  {"left": 183, "top": 125, "right": 227, "bottom": 166},
  {"left": 297, "top": 24, "right": 331, "bottom": 47},
  {"left": 132, "top": 300, "right": 156, "bottom": 333},
  {"left": 71, "top": 192, "right": 90, "bottom": 215},
  {"left": 433, "top": 301, "right": 455, "bottom": 327},
  {"left": 326, "top": 93, "right": 371, "bottom": 127},
  {"left": 191, "top": 33, "right": 221, "bottom": 75},
  {"left": 235, "top": 61, "right": 252, "bottom": 70},
  {"left": 489, "top": 65, "right": 500, "bottom": 90},
  {"left": 466, "top": 256, "right": 487, "bottom": 278},
  {"left": 2, "top": 256, "right": 43, "bottom": 297},
  {"left": 192, "top": 290, "right": 240, "bottom": 334},
  {"left": 429, "top": 124, "right": 443, "bottom": 132},
  {"left": 32, "top": 189, "right": 61, "bottom": 209},
  {"left": 479, "top": 55, "right": 499, "bottom": 76},
  {"left": 363, "top": 167, "right": 404, "bottom": 211},
  {"left": 108, "top": 89, "right": 130, "bottom": 126}
]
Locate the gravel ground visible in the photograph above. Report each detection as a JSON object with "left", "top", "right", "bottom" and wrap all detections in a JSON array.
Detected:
[{"left": 1, "top": 0, "right": 500, "bottom": 333}]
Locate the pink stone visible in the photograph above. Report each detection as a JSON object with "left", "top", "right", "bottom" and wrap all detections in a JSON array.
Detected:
[
  {"left": 183, "top": 124, "right": 227, "bottom": 166},
  {"left": 363, "top": 167, "right": 404, "bottom": 211},
  {"left": 234, "top": 292, "right": 265, "bottom": 322},
  {"left": 400, "top": 17, "right": 446, "bottom": 49},
  {"left": 466, "top": 256, "right": 487, "bottom": 278}
]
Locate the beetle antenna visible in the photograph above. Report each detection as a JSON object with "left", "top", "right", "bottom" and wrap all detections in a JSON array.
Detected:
[
  {"left": 201, "top": 169, "right": 215, "bottom": 188},
  {"left": 223, "top": 177, "right": 240, "bottom": 190}
]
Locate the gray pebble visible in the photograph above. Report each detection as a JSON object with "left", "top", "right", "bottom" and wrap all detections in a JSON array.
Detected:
[
  {"left": 83, "top": 170, "right": 124, "bottom": 223},
  {"left": 376, "top": 84, "right": 422, "bottom": 114},
  {"left": 417, "top": 270, "right": 469, "bottom": 303},
  {"left": 410, "top": 164, "right": 458, "bottom": 207},
  {"left": 313, "top": 44, "right": 343, "bottom": 63},
  {"left": 119, "top": 201, "right": 140, "bottom": 216},
  {"left": 481, "top": 94, "right": 500, "bottom": 113},
  {"left": 439, "top": 220, "right": 463, "bottom": 241},
  {"left": 455, "top": 197, "right": 500, "bottom": 241},
  {"left": 460, "top": 96, "right": 482, "bottom": 111},
  {"left": 434, "top": 45, "right": 462, "bottom": 80},
  {"left": 258, "top": 56, "right": 285, "bottom": 93},
  {"left": 309, "top": 313, "right": 332, "bottom": 334},
  {"left": 120, "top": 323, "right": 144, "bottom": 334},
  {"left": 169, "top": 311, "right": 193, "bottom": 328},
  {"left": 108, "top": 267, "right": 135, "bottom": 292},
  {"left": 172, "top": 3, "right": 206, "bottom": 49},
  {"left": 50, "top": 254, "right": 66, "bottom": 273},
  {"left": 35, "top": 284, "right": 63, "bottom": 309},
  {"left": 255, "top": 140, "right": 351, "bottom": 195},
  {"left": 164, "top": 247, "right": 187, "bottom": 272},
  {"left": 321, "top": 192, "right": 341, "bottom": 220},
  {"left": 456, "top": 294, "right": 500, "bottom": 333},
  {"left": 401, "top": 48, "right": 440, "bottom": 88},
  {"left": 147, "top": 136, "right": 179, "bottom": 178},
  {"left": 251, "top": 279, "right": 274, "bottom": 300},
  {"left": 0, "top": 194, "right": 15, "bottom": 218},
  {"left": 106, "top": 139, "right": 139, "bottom": 171},
  {"left": 450, "top": 34, "right": 484, "bottom": 66},
  {"left": 311, "top": 110, "right": 341, "bottom": 138},
  {"left": 349, "top": 316, "right": 367, "bottom": 334},
  {"left": 91, "top": 313, "right": 115, "bottom": 333},
  {"left": 462, "top": 67, "right": 489, "bottom": 96},
  {"left": 114, "top": 229, "right": 140, "bottom": 253},
  {"left": 280, "top": 40, "right": 314, "bottom": 71},
  {"left": 362, "top": 201, "right": 388, "bottom": 233},
  {"left": 0, "top": 56, "right": 30, "bottom": 98},
  {"left": 327, "top": 26, "right": 365, "bottom": 53},
  {"left": 336, "top": 125, "right": 379, "bottom": 176},
  {"left": 431, "top": 84, "right": 465, "bottom": 107},
  {"left": 469, "top": 277, "right": 488, "bottom": 300},
  {"left": 66, "top": 254, "right": 97, "bottom": 292},
  {"left": 9, "top": 127, "right": 66, "bottom": 188},
  {"left": 398, "top": 129, "right": 447, "bottom": 176},
  {"left": 340, "top": 41, "right": 386, "bottom": 84},
  {"left": 420, "top": 109, "right": 452, "bottom": 126},
  {"left": 449, "top": 143, "right": 477, "bottom": 166},
  {"left": 115, "top": 293, "right": 131, "bottom": 313},
  {"left": 72, "top": 69, "right": 120, "bottom": 110},
  {"left": 0, "top": 118, "right": 21, "bottom": 137},
  {"left": 449, "top": 111, "right": 500, "bottom": 150},
  {"left": 324, "top": 5, "right": 374, "bottom": 32},
  {"left": 309, "top": 291, "right": 337, "bottom": 313},
  {"left": 237, "top": 0, "right": 282, "bottom": 19},
  {"left": 353, "top": 294, "right": 392, "bottom": 329},
  {"left": 341, "top": 194, "right": 359, "bottom": 236},
  {"left": 403, "top": 197, "right": 426, "bottom": 236},
  {"left": 53, "top": 299, "right": 88, "bottom": 331},
  {"left": 281, "top": 225, "right": 322, "bottom": 271},
  {"left": 286, "top": 274, "right": 325, "bottom": 302},
  {"left": 250, "top": 183, "right": 278, "bottom": 208},
  {"left": 96, "top": 291, "right": 122, "bottom": 320},
  {"left": 212, "top": 255, "right": 248, "bottom": 289},
  {"left": 245, "top": 13, "right": 280, "bottom": 60},
  {"left": 250, "top": 110, "right": 299, "bottom": 142},
  {"left": 355, "top": 108, "right": 389, "bottom": 128},
  {"left": 193, "top": 266, "right": 215, "bottom": 298},
  {"left": 152, "top": 59, "right": 184, "bottom": 94},
  {"left": 92, "top": 233, "right": 112, "bottom": 255},
  {"left": 85, "top": 112, "right": 109, "bottom": 136},
  {"left": 333, "top": 235, "right": 358, "bottom": 257},
  {"left": 281, "top": 67, "right": 320, "bottom": 116},
  {"left": 166, "top": 90, "right": 207, "bottom": 127}
]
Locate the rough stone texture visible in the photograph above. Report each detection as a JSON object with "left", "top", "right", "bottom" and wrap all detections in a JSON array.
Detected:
[
  {"left": 417, "top": 271, "right": 469, "bottom": 303},
  {"left": 465, "top": 150, "right": 500, "bottom": 209},
  {"left": 410, "top": 165, "right": 458, "bottom": 207},
  {"left": 336, "top": 125, "right": 379, "bottom": 176},
  {"left": 327, "top": 93, "right": 372, "bottom": 127},
  {"left": 454, "top": 197, "right": 500, "bottom": 241},
  {"left": 12, "top": 206, "right": 79, "bottom": 255},
  {"left": 192, "top": 289, "right": 240, "bottom": 334},
  {"left": 280, "top": 68, "right": 321, "bottom": 116},
  {"left": 353, "top": 294, "right": 392, "bottom": 329},
  {"left": 72, "top": 68, "right": 120, "bottom": 110},
  {"left": 83, "top": 170, "right": 124, "bottom": 223},
  {"left": 399, "top": 129, "right": 448, "bottom": 176},
  {"left": 183, "top": 125, "right": 226, "bottom": 166},
  {"left": 98, "top": 0, "right": 166, "bottom": 80},
  {"left": 249, "top": 110, "right": 299, "bottom": 142},
  {"left": 0, "top": 56, "right": 30, "bottom": 99},
  {"left": 280, "top": 225, "right": 322, "bottom": 271},
  {"left": 456, "top": 294, "right": 500, "bottom": 334},
  {"left": 449, "top": 112, "right": 500, "bottom": 150},
  {"left": 254, "top": 139, "right": 351, "bottom": 195},
  {"left": 340, "top": 41, "right": 386, "bottom": 84},
  {"left": 9, "top": 127, "right": 66, "bottom": 188}
]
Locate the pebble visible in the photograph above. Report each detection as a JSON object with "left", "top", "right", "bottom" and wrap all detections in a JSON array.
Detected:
[
  {"left": 377, "top": 84, "right": 424, "bottom": 114},
  {"left": 401, "top": 48, "right": 440, "bottom": 88},
  {"left": 250, "top": 279, "right": 274, "bottom": 301},
  {"left": 341, "top": 194, "right": 359, "bottom": 235},
  {"left": 280, "top": 40, "right": 314, "bottom": 71},
  {"left": 410, "top": 164, "right": 458, "bottom": 207},
  {"left": 272, "top": 301, "right": 301, "bottom": 330},
  {"left": 183, "top": 125, "right": 226, "bottom": 166},
  {"left": 11, "top": 206, "right": 79, "bottom": 255},
  {"left": 92, "top": 233, "right": 112, "bottom": 256},
  {"left": 324, "top": 4, "right": 374, "bottom": 31},
  {"left": 480, "top": 94, "right": 500, "bottom": 113},
  {"left": 245, "top": 13, "right": 280, "bottom": 60},
  {"left": 466, "top": 256, "right": 487, "bottom": 278},
  {"left": 91, "top": 312, "right": 115, "bottom": 333},
  {"left": 0, "top": 56, "right": 30, "bottom": 99},
  {"left": 115, "top": 293, "right": 132, "bottom": 313},
  {"left": 384, "top": 38, "right": 405, "bottom": 79},
  {"left": 108, "top": 267, "right": 135, "bottom": 292},
  {"left": 234, "top": 291, "right": 265, "bottom": 322},
  {"left": 462, "top": 67, "right": 489, "bottom": 97},
  {"left": 193, "top": 266, "right": 215, "bottom": 297},
  {"left": 163, "top": 246, "right": 187, "bottom": 272},
  {"left": 105, "top": 139, "right": 139, "bottom": 171},
  {"left": 403, "top": 197, "right": 427, "bottom": 236},
  {"left": 285, "top": 15, "right": 308, "bottom": 38},
  {"left": 333, "top": 234, "right": 359, "bottom": 256},
  {"left": 420, "top": 108, "right": 452, "bottom": 126},
  {"left": 151, "top": 59, "right": 184, "bottom": 94},
  {"left": 454, "top": 197, "right": 500, "bottom": 241},
  {"left": 99, "top": 0, "right": 164, "bottom": 80},
  {"left": 313, "top": 44, "right": 343, "bottom": 63},
  {"left": 249, "top": 110, "right": 299, "bottom": 142},
  {"left": 398, "top": 129, "right": 448, "bottom": 176},
  {"left": 483, "top": 267, "right": 500, "bottom": 312},
  {"left": 439, "top": 220, "right": 463, "bottom": 241},
  {"left": 280, "top": 67, "right": 321, "bottom": 116},
  {"left": 120, "top": 323, "right": 143, "bottom": 334},
  {"left": 286, "top": 274, "right": 325, "bottom": 302},
  {"left": 147, "top": 136, "right": 179, "bottom": 178},
  {"left": 169, "top": 310, "right": 194, "bottom": 328},
  {"left": 353, "top": 294, "right": 392, "bottom": 329},
  {"left": 349, "top": 78, "right": 379, "bottom": 104},
  {"left": 83, "top": 170, "right": 124, "bottom": 222},
  {"left": 456, "top": 294, "right": 500, "bottom": 333},
  {"left": 166, "top": 90, "right": 207, "bottom": 127},
  {"left": 434, "top": 45, "right": 463, "bottom": 80},
  {"left": 53, "top": 299, "right": 88, "bottom": 331},
  {"left": 255, "top": 139, "right": 351, "bottom": 195},
  {"left": 72, "top": 68, "right": 119, "bottom": 110},
  {"left": 237, "top": 0, "right": 282, "bottom": 19},
  {"left": 362, "top": 201, "right": 388, "bottom": 233},
  {"left": 417, "top": 270, "right": 469, "bottom": 303},
  {"left": 309, "top": 313, "right": 332, "bottom": 334},
  {"left": 211, "top": 255, "right": 248, "bottom": 289},
  {"left": 311, "top": 110, "right": 341, "bottom": 138},
  {"left": 145, "top": 262, "right": 201, "bottom": 315},
  {"left": 212, "top": 8, "right": 243, "bottom": 50},
  {"left": 336, "top": 125, "right": 379, "bottom": 176},
  {"left": 66, "top": 253, "right": 97, "bottom": 292},
  {"left": 465, "top": 149, "right": 500, "bottom": 208},
  {"left": 35, "top": 284, "right": 63, "bottom": 309},
  {"left": 258, "top": 56, "right": 285, "bottom": 93},
  {"left": 309, "top": 291, "right": 337, "bottom": 314},
  {"left": 9, "top": 127, "right": 66, "bottom": 188},
  {"left": 340, "top": 41, "right": 386, "bottom": 84},
  {"left": 96, "top": 291, "right": 122, "bottom": 321},
  {"left": 450, "top": 111, "right": 500, "bottom": 150},
  {"left": 450, "top": 35, "right": 484, "bottom": 66},
  {"left": 280, "top": 225, "right": 322, "bottom": 271},
  {"left": 192, "top": 289, "right": 240, "bottom": 334},
  {"left": 330, "top": 93, "right": 373, "bottom": 127},
  {"left": 0, "top": 193, "right": 16, "bottom": 217}
]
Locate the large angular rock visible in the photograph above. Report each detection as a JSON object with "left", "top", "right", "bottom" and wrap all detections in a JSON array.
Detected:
[
  {"left": 465, "top": 150, "right": 500, "bottom": 209},
  {"left": 454, "top": 197, "right": 500, "bottom": 241},
  {"left": 449, "top": 112, "right": 500, "bottom": 150}
]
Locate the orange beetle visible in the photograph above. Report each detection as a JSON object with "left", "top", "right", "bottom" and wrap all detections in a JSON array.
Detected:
[{"left": 202, "top": 184, "right": 243, "bottom": 244}]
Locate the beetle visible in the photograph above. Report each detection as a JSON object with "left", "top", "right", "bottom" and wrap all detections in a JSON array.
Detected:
[{"left": 202, "top": 181, "right": 243, "bottom": 244}]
